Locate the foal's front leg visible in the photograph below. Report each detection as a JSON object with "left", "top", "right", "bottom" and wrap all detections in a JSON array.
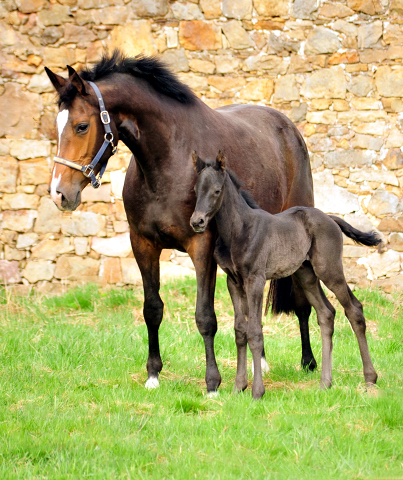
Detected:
[
  {"left": 245, "top": 275, "right": 266, "bottom": 399},
  {"left": 227, "top": 276, "right": 248, "bottom": 393},
  {"left": 187, "top": 232, "right": 222, "bottom": 394}
]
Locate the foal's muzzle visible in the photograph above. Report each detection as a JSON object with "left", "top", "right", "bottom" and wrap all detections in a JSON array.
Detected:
[{"left": 190, "top": 213, "right": 207, "bottom": 233}]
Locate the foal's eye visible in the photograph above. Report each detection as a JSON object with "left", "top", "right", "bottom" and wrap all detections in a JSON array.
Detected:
[
  {"left": 214, "top": 188, "right": 221, "bottom": 196},
  {"left": 76, "top": 123, "right": 89, "bottom": 134}
]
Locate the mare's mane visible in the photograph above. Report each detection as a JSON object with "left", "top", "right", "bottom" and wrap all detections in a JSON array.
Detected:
[{"left": 59, "top": 49, "right": 197, "bottom": 106}]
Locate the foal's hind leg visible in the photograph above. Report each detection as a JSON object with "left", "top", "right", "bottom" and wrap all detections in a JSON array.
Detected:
[
  {"left": 227, "top": 277, "right": 248, "bottom": 393},
  {"left": 244, "top": 275, "right": 266, "bottom": 399},
  {"left": 294, "top": 262, "right": 336, "bottom": 389},
  {"left": 316, "top": 269, "right": 377, "bottom": 386}
]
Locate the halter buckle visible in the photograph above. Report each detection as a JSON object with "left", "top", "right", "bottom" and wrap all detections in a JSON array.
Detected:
[
  {"left": 83, "top": 164, "right": 95, "bottom": 178},
  {"left": 93, "top": 177, "right": 101, "bottom": 188},
  {"left": 100, "top": 110, "right": 110, "bottom": 124}
]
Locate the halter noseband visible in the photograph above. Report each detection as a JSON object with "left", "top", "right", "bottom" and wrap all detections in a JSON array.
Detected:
[{"left": 53, "top": 81, "right": 117, "bottom": 189}]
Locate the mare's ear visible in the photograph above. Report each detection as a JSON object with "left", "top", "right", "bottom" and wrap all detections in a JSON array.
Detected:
[
  {"left": 192, "top": 151, "right": 206, "bottom": 174},
  {"left": 44, "top": 67, "right": 68, "bottom": 93},
  {"left": 67, "top": 65, "right": 89, "bottom": 96},
  {"left": 215, "top": 150, "right": 226, "bottom": 171},
  {"left": 119, "top": 116, "right": 140, "bottom": 141}
]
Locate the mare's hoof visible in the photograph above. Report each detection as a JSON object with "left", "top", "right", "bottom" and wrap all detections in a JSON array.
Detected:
[
  {"left": 302, "top": 357, "right": 317, "bottom": 372},
  {"left": 145, "top": 376, "right": 159, "bottom": 389},
  {"left": 251, "top": 358, "right": 270, "bottom": 376}
]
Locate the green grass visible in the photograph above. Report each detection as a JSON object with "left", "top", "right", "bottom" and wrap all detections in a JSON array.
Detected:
[{"left": 0, "top": 277, "right": 402, "bottom": 479}]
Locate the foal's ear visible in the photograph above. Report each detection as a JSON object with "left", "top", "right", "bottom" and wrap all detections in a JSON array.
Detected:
[
  {"left": 44, "top": 67, "right": 68, "bottom": 93},
  {"left": 215, "top": 150, "right": 226, "bottom": 171},
  {"left": 192, "top": 151, "right": 206, "bottom": 174},
  {"left": 67, "top": 65, "right": 89, "bottom": 96}
]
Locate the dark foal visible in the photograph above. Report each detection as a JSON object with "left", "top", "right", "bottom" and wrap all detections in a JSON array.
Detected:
[{"left": 190, "top": 152, "right": 380, "bottom": 399}]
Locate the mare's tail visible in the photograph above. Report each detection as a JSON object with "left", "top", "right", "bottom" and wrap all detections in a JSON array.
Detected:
[
  {"left": 328, "top": 215, "right": 382, "bottom": 247},
  {"left": 264, "top": 276, "right": 295, "bottom": 316}
]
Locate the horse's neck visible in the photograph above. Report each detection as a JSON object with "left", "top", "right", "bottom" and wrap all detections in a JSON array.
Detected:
[
  {"left": 114, "top": 81, "right": 211, "bottom": 190},
  {"left": 215, "top": 174, "right": 252, "bottom": 246}
]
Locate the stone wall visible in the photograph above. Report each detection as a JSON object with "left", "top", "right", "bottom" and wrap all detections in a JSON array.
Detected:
[{"left": 1, "top": 0, "right": 403, "bottom": 293}]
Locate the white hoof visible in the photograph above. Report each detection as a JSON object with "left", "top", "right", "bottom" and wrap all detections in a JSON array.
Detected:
[
  {"left": 206, "top": 390, "right": 219, "bottom": 398},
  {"left": 145, "top": 376, "right": 159, "bottom": 389},
  {"left": 261, "top": 357, "right": 270, "bottom": 374},
  {"left": 251, "top": 358, "right": 270, "bottom": 376}
]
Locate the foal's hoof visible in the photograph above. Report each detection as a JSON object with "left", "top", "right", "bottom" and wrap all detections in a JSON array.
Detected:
[
  {"left": 320, "top": 379, "right": 332, "bottom": 390},
  {"left": 365, "top": 371, "right": 378, "bottom": 386},
  {"left": 233, "top": 381, "right": 248, "bottom": 394},
  {"left": 252, "top": 387, "right": 265, "bottom": 400},
  {"left": 302, "top": 357, "right": 317, "bottom": 372}
]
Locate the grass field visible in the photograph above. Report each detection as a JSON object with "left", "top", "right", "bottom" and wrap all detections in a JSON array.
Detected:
[{"left": 0, "top": 276, "right": 402, "bottom": 479}]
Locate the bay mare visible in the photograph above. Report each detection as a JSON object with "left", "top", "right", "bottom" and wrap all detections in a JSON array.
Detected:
[
  {"left": 190, "top": 152, "right": 380, "bottom": 399},
  {"left": 45, "top": 50, "right": 316, "bottom": 394}
]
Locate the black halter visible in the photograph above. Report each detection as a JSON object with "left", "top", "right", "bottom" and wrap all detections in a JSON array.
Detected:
[{"left": 53, "top": 81, "right": 117, "bottom": 189}]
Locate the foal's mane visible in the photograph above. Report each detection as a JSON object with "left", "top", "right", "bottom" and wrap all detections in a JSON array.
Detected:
[
  {"left": 227, "top": 169, "right": 261, "bottom": 210},
  {"left": 203, "top": 160, "right": 260, "bottom": 210},
  {"left": 60, "top": 49, "right": 197, "bottom": 105}
]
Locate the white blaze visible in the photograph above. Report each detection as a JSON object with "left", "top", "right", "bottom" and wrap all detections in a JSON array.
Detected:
[
  {"left": 51, "top": 109, "right": 69, "bottom": 202},
  {"left": 50, "top": 168, "right": 62, "bottom": 202},
  {"left": 56, "top": 108, "right": 69, "bottom": 156}
]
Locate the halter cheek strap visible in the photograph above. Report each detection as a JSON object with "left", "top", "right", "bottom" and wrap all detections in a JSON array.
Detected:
[{"left": 53, "top": 81, "right": 117, "bottom": 189}]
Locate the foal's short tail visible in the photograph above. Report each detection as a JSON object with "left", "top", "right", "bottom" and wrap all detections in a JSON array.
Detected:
[{"left": 329, "top": 215, "right": 382, "bottom": 247}]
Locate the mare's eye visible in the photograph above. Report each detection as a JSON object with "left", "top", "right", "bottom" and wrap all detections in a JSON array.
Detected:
[
  {"left": 214, "top": 188, "right": 221, "bottom": 196},
  {"left": 76, "top": 123, "right": 89, "bottom": 134}
]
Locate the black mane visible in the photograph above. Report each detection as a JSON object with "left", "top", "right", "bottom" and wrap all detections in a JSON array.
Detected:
[
  {"left": 203, "top": 159, "right": 261, "bottom": 210},
  {"left": 227, "top": 169, "right": 261, "bottom": 210},
  {"left": 60, "top": 49, "right": 197, "bottom": 105}
]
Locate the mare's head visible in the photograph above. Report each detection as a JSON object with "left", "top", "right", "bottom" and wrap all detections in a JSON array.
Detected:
[
  {"left": 190, "top": 151, "right": 226, "bottom": 233},
  {"left": 45, "top": 65, "right": 118, "bottom": 211}
]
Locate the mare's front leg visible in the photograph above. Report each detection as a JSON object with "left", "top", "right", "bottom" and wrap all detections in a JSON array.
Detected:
[
  {"left": 187, "top": 232, "right": 221, "bottom": 394},
  {"left": 245, "top": 275, "right": 266, "bottom": 399},
  {"left": 130, "top": 230, "right": 163, "bottom": 389},
  {"left": 227, "top": 276, "right": 248, "bottom": 393}
]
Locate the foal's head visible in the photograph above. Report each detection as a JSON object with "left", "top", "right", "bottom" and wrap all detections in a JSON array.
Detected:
[{"left": 190, "top": 151, "right": 226, "bottom": 233}]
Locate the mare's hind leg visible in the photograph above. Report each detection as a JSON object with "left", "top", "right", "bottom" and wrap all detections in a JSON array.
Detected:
[
  {"left": 315, "top": 267, "right": 377, "bottom": 386},
  {"left": 227, "top": 276, "right": 248, "bottom": 393},
  {"left": 294, "top": 262, "right": 336, "bottom": 389},
  {"left": 130, "top": 230, "right": 163, "bottom": 389},
  {"left": 292, "top": 276, "right": 317, "bottom": 371},
  {"left": 186, "top": 232, "right": 221, "bottom": 394}
]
